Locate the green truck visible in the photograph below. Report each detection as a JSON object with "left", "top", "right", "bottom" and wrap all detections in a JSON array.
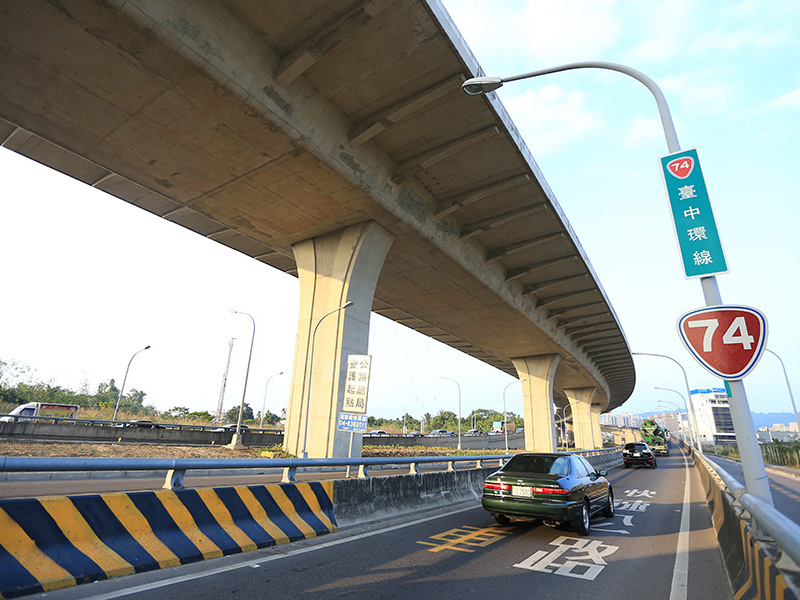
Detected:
[{"left": 640, "top": 419, "right": 669, "bottom": 456}]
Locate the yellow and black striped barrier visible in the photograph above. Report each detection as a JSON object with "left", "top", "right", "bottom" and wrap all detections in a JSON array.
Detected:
[
  {"left": 0, "top": 481, "right": 336, "bottom": 598},
  {"left": 734, "top": 521, "right": 794, "bottom": 600}
]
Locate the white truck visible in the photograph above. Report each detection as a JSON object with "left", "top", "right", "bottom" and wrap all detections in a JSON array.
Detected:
[{"left": 0, "top": 402, "right": 80, "bottom": 423}]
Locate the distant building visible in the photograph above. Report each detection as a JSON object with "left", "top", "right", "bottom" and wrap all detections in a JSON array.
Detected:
[
  {"left": 600, "top": 413, "right": 643, "bottom": 428},
  {"left": 757, "top": 421, "right": 800, "bottom": 443},
  {"left": 690, "top": 388, "right": 736, "bottom": 444}
]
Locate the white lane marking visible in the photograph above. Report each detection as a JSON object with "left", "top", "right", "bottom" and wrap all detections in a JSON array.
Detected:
[
  {"left": 67, "top": 505, "right": 478, "bottom": 600},
  {"left": 669, "top": 446, "right": 691, "bottom": 600}
]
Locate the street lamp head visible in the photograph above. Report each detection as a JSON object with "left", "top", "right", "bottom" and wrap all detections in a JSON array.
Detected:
[
  {"left": 462, "top": 76, "right": 503, "bottom": 95},
  {"left": 144, "top": 345, "right": 151, "bottom": 350},
  {"left": 342, "top": 301, "right": 354, "bottom": 309}
]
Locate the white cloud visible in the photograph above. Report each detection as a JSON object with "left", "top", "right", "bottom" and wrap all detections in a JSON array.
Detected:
[
  {"left": 623, "top": 0, "right": 700, "bottom": 64},
  {"left": 515, "top": 0, "right": 622, "bottom": 64},
  {"left": 502, "top": 84, "right": 604, "bottom": 156},
  {"left": 442, "top": 0, "right": 623, "bottom": 71},
  {"left": 623, "top": 116, "right": 663, "bottom": 148},
  {"left": 658, "top": 70, "right": 739, "bottom": 116},
  {"left": 688, "top": 26, "right": 758, "bottom": 54},
  {"left": 750, "top": 87, "right": 800, "bottom": 114}
]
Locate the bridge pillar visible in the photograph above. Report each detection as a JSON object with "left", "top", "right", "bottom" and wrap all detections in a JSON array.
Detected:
[
  {"left": 565, "top": 387, "right": 597, "bottom": 450},
  {"left": 591, "top": 403, "right": 603, "bottom": 447},
  {"left": 512, "top": 354, "right": 560, "bottom": 452},
  {"left": 283, "top": 221, "right": 394, "bottom": 459}
]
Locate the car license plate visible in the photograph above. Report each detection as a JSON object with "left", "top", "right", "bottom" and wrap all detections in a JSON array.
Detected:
[
  {"left": 634, "top": 452, "right": 641, "bottom": 457},
  {"left": 512, "top": 485, "right": 532, "bottom": 497}
]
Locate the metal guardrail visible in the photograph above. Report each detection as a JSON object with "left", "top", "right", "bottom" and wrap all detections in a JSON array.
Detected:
[
  {"left": 697, "top": 451, "right": 800, "bottom": 576},
  {"left": 0, "top": 447, "right": 622, "bottom": 489},
  {"left": 0, "top": 413, "right": 281, "bottom": 433}
]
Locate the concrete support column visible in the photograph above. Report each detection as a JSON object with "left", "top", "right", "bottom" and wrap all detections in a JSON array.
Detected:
[
  {"left": 565, "top": 387, "right": 597, "bottom": 450},
  {"left": 591, "top": 404, "right": 603, "bottom": 448},
  {"left": 284, "top": 221, "right": 394, "bottom": 458},
  {"left": 511, "top": 354, "right": 561, "bottom": 452}
]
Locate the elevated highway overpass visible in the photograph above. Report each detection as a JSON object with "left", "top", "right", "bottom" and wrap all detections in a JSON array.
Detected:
[{"left": 0, "top": 0, "right": 635, "bottom": 457}]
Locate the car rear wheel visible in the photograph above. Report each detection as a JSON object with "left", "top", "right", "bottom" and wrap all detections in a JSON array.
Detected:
[
  {"left": 602, "top": 487, "right": 615, "bottom": 518},
  {"left": 493, "top": 513, "right": 511, "bottom": 526},
  {"left": 652, "top": 459, "right": 658, "bottom": 468},
  {"left": 571, "top": 500, "right": 590, "bottom": 535}
]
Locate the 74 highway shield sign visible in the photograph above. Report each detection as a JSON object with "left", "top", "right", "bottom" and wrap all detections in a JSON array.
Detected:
[{"left": 677, "top": 305, "right": 767, "bottom": 380}]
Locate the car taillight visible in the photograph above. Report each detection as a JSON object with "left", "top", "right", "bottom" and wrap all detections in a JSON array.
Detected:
[
  {"left": 531, "top": 486, "right": 570, "bottom": 495},
  {"left": 484, "top": 481, "right": 511, "bottom": 491}
]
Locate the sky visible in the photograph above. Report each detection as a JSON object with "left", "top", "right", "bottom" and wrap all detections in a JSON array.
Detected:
[{"left": 1, "top": 1, "right": 799, "bottom": 424}]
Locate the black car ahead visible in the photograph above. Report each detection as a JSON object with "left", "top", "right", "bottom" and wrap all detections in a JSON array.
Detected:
[
  {"left": 481, "top": 452, "right": 614, "bottom": 535},
  {"left": 622, "top": 442, "right": 657, "bottom": 468}
]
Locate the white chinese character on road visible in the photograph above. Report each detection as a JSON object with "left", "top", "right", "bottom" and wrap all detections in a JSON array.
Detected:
[
  {"left": 593, "top": 513, "right": 635, "bottom": 535},
  {"left": 684, "top": 206, "right": 701, "bottom": 220},
  {"left": 615, "top": 500, "right": 651, "bottom": 512},
  {"left": 693, "top": 250, "right": 713, "bottom": 265},
  {"left": 624, "top": 489, "right": 657, "bottom": 498},
  {"left": 514, "top": 536, "right": 619, "bottom": 581},
  {"left": 687, "top": 226, "right": 707, "bottom": 242},
  {"left": 678, "top": 184, "right": 697, "bottom": 200}
]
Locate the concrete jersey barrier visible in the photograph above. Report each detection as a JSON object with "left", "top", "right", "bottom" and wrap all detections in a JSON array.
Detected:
[{"left": 0, "top": 482, "right": 336, "bottom": 598}]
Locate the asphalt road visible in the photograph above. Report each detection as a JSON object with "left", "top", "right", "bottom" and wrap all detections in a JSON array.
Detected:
[
  {"left": 39, "top": 445, "right": 733, "bottom": 600},
  {"left": 704, "top": 454, "right": 800, "bottom": 526}
]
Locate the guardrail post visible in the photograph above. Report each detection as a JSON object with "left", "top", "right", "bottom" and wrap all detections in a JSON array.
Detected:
[
  {"left": 358, "top": 464, "right": 370, "bottom": 479},
  {"left": 163, "top": 469, "right": 185, "bottom": 490},
  {"left": 476, "top": 459, "right": 483, "bottom": 468},
  {"left": 409, "top": 462, "right": 419, "bottom": 475},
  {"left": 282, "top": 467, "right": 297, "bottom": 483},
  {"left": 447, "top": 461, "right": 455, "bottom": 472}
]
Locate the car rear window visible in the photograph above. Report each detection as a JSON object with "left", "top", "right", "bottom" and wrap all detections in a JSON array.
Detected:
[{"left": 502, "top": 455, "right": 570, "bottom": 475}]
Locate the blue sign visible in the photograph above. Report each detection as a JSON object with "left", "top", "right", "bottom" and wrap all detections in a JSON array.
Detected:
[
  {"left": 338, "top": 412, "right": 368, "bottom": 433},
  {"left": 660, "top": 149, "right": 728, "bottom": 278}
]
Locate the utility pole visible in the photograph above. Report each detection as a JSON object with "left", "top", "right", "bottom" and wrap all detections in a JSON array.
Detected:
[{"left": 215, "top": 338, "right": 236, "bottom": 423}]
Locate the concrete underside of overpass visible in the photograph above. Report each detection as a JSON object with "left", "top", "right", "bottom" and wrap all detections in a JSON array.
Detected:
[{"left": 0, "top": 0, "right": 635, "bottom": 456}]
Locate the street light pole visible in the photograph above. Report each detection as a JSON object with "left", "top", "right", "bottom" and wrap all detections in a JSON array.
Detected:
[
  {"left": 554, "top": 406, "right": 568, "bottom": 450},
  {"left": 229, "top": 310, "right": 256, "bottom": 449},
  {"left": 655, "top": 386, "right": 698, "bottom": 449},
  {"left": 465, "top": 61, "right": 773, "bottom": 506},
  {"left": 502, "top": 379, "right": 525, "bottom": 454},
  {"left": 113, "top": 345, "right": 150, "bottom": 422},
  {"left": 301, "top": 301, "right": 354, "bottom": 458},
  {"left": 634, "top": 352, "right": 701, "bottom": 451},
  {"left": 657, "top": 398, "right": 686, "bottom": 443},
  {"left": 439, "top": 376, "right": 462, "bottom": 450},
  {"left": 765, "top": 349, "right": 800, "bottom": 434},
  {"left": 260, "top": 371, "right": 284, "bottom": 429}
]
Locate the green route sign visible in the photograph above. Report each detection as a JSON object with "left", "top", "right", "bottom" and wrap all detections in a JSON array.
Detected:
[{"left": 660, "top": 148, "right": 728, "bottom": 278}]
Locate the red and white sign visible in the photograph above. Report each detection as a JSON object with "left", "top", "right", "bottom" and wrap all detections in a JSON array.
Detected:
[
  {"left": 677, "top": 305, "right": 767, "bottom": 380},
  {"left": 666, "top": 156, "right": 695, "bottom": 179}
]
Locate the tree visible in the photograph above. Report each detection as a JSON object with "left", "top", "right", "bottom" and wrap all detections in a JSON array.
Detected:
[
  {"left": 223, "top": 403, "right": 254, "bottom": 423},
  {"left": 0, "top": 358, "right": 32, "bottom": 390},
  {"left": 164, "top": 406, "right": 190, "bottom": 419},
  {"left": 187, "top": 410, "right": 213, "bottom": 422},
  {"left": 259, "top": 410, "right": 281, "bottom": 426}
]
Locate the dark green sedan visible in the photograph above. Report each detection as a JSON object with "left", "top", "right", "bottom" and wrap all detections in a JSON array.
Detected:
[{"left": 482, "top": 452, "right": 614, "bottom": 535}]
